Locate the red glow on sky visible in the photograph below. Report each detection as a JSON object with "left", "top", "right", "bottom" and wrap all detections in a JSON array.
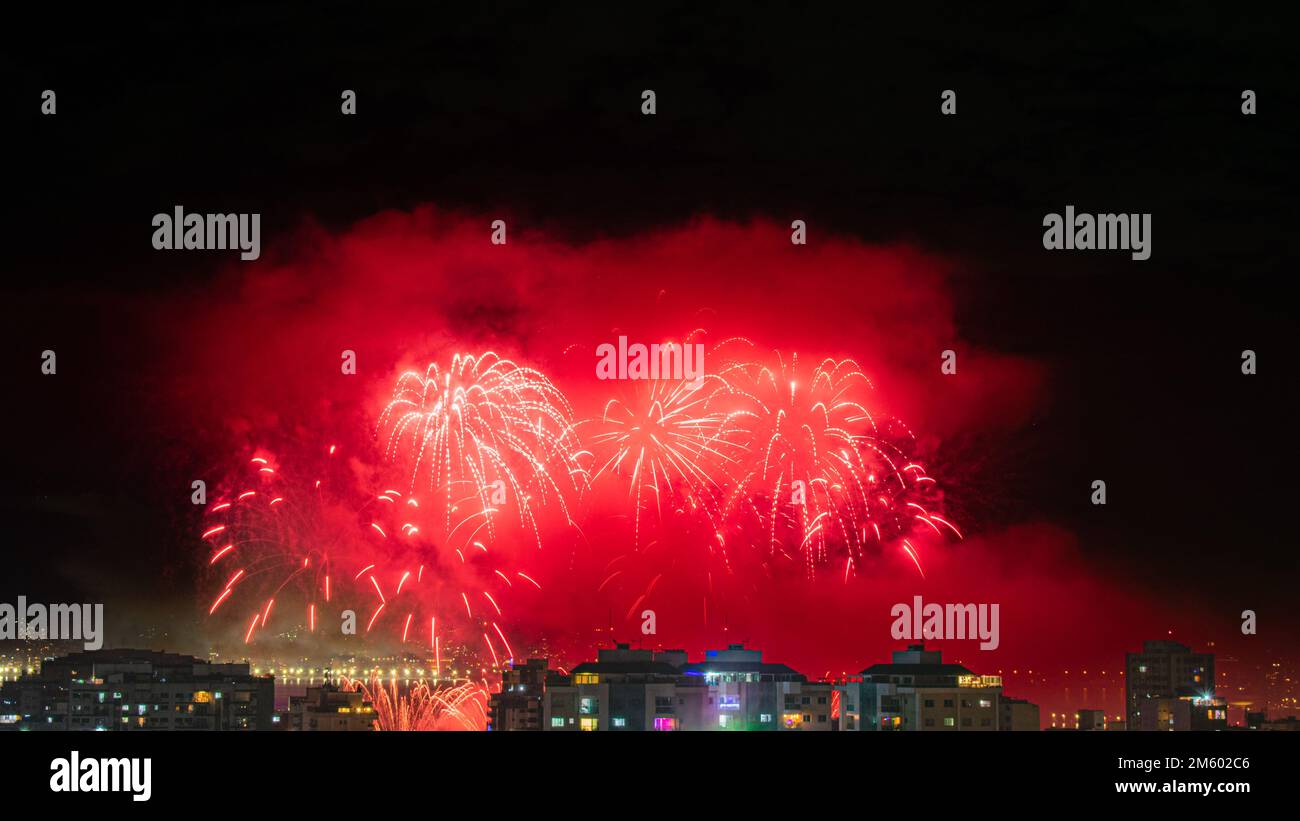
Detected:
[{"left": 148, "top": 207, "right": 1259, "bottom": 721}]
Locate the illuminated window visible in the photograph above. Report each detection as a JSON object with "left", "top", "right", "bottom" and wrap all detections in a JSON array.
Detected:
[
  {"left": 783, "top": 713, "right": 803, "bottom": 728},
  {"left": 719, "top": 715, "right": 730, "bottom": 728},
  {"left": 611, "top": 717, "right": 626, "bottom": 727},
  {"left": 719, "top": 695, "right": 741, "bottom": 711},
  {"left": 579, "top": 717, "right": 597, "bottom": 731},
  {"left": 944, "top": 717, "right": 955, "bottom": 727},
  {"left": 573, "top": 673, "right": 599, "bottom": 685},
  {"left": 550, "top": 716, "right": 565, "bottom": 727},
  {"left": 579, "top": 697, "right": 598, "bottom": 715},
  {"left": 760, "top": 713, "right": 773, "bottom": 723},
  {"left": 653, "top": 717, "right": 676, "bottom": 731}
]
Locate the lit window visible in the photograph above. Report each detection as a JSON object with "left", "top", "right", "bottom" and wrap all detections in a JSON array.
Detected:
[
  {"left": 944, "top": 717, "right": 955, "bottom": 727},
  {"left": 612, "top": 717, "right": 626, "bottom": 727},
  {"left": 760, "top": 713, "right": 773, "bottom": 723},
  {"left": 551, "top": 716, "right": 565, "bottom": 727}
]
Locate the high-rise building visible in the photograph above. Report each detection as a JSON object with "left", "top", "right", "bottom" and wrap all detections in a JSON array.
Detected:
[
  {"left": 0, "top": 649, "right": 275, "bottom": 731},
  {"left": 1131, "top": 694, "right": 1228, "bottom": 731},
  {"left": 682, "top": 644, "right": 832, "bottom": 731},
  {"left": 286, "top": 683, "right": 375, "bottom": 731},
  {"left": 488, "top": 658, "right": 550, "bottom": 731},
  {"left": 514, "top": 642, "right": 831, "bottom": 731},
  {"left": 544, "top": 644, "right": 689, "bottom": 731},
  {"left": 836, "top": 644, "right": 1004, "bottom": 731},
  {"left": 1125, "top": 640, "right": 1215, "bottom": 729}
]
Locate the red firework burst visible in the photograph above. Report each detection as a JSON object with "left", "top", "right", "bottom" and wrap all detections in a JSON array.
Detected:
[{"left": 716, "top": 346, "right": 960, "bottom": 579}]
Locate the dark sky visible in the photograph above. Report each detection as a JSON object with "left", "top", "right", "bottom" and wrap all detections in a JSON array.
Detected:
[{"left": 3, "top": 6, "right": 1297, "bottom": 665}]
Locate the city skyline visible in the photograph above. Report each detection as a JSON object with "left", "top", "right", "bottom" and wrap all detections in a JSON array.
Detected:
[
  {"left": 5, "top": 633, "right": 1297, "bottom": 731},
  {"left": 5, "top": 0, "right": 1296, "bottom": 748}
]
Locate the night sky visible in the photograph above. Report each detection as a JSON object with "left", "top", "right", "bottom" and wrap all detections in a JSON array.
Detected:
[{"left": 4, "top": 6, "right": 1297, "bottom": 682}]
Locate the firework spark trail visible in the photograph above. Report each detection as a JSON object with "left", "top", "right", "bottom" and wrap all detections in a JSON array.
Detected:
[
  {"left": 200, "top": 448, "right": 536, "bottom": 663},
  {"left": 342, "top": 675, "right": 488, "bottom": 731},
  {"left": 358, "top": 485, "right": 535, "bottom": 667},
  {"left": 585, "top": 370, "right": 747, "bottom": 545},
  {"left": 715, "top": 348, "right": 959, "bottom": 579},
  {"left": 201, "top": 344, "right": 958, "bottom": 652},
  {"left": 201, "top": 448, "right": 358, "bottom": 645},
  {"left": 577, "top": 337, "right": 960, "bottom": 633},
  {"left": 376, "top": 352, "right": 586, "bottom": 551}
]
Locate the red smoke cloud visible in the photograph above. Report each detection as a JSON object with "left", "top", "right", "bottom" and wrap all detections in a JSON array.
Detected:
[{"left": 148, "top": 206, "right": 1229, "bottom": 720}]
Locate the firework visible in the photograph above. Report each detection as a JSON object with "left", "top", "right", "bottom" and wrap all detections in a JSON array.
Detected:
[
  {"left": 357, "top": 484, "right": 537, "bottom": 667},
  {"left": 377, "top": 351, "right": 585, "bottom": 551},
  {"left": 717, "top": 348, "right": 960, "bottom": 579},
  {"left": 200, "top": 343, "right": 957, "bottom": 654},
  {"left": 579, "top": 338, "right": 959, "bottom": 634},
  {"left": 200, "top": 448, "right": 361, "bottom": 645},
  {"left": 584, "top": 365, "right": 745, "bottom": 543},
  {"left": 200, "top": 448, "right": 537, "bottom": 665},
  {"left": 342, "top": 675, "right": 488, "bottom": 731}
]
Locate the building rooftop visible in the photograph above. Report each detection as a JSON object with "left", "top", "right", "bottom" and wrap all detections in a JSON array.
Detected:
[
  {"left": 860, "top": 662, "right": 974, "bottom": 677},
  {"left": 569, "top": 661, "right": 684, "bottom": 677},
  {"left": 681, "top": 661, "right": 805, "bottom": 679}
]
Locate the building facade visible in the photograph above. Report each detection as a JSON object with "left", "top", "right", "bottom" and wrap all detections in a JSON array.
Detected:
[
  {"left": 496, "top": 643, "right": 832, "bottom": 731},
  {"left": 0, "top": 649, "right": 275, "bottom": 731},
  {"left": 286, "top": 683, "right": 374, "bottom": 731},
  {"left": 487, "top": 657, "right": 550, "bottom": 731},
  {"left": 1132, "top": 695, "right": 1228, "bottom": 731},
  {"left": 1125, "top": 640, "right": 1215, "bottom": 730},
  {"left": 1000, "top": 697, "right": 1041, "bottom": 731},
  {"left": 837, "top": 645, "right": 1011, "bottom": 731}
]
